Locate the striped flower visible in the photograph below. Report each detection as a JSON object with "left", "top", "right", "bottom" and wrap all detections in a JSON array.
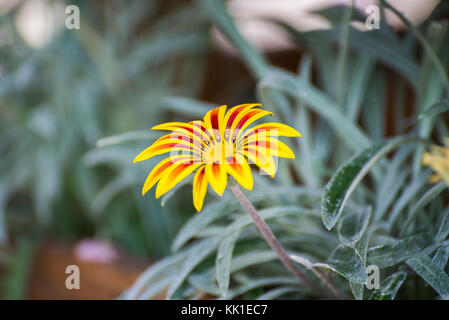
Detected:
[
  {"left": 134, "top": 103, "right": 301, "bottom": 211},
  {"left": 422, "top": 138, "right": 449, "bottom": 186}
]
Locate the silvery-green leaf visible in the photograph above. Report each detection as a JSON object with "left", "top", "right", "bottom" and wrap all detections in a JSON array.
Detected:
[
  {"left": 318, "top": 244, "right": 366, "bottom": 284},
  {"left": 230, "top": 250, "right": 278, "bottom": 274},
  {"left": 338, "top": 206, "right": 372, "bottom": 247},
  {"left": 418, "top": 100, "right": 449, "bottom": 119},
  {"left": 369, "top": 271, "right": 407, "bottom": 300},
  {"left": 322, "top": 136, "right": 419, "bottom": 230},
  {"left": 227, "top": 277, "right": 299, "bottom": 299},
  {"left": 172, "top": 197, "right": 238, "bottom": 251},
  {"left": 407, "top": 255, "right": 449, "bottom": 299},
  {"left": 256, "top": 287, "right": 303, "bottom": 300},
  {"left": 367, "top": 232, "right": 432, "bottom": 268},
  {"left": 162, "top": 96, "right": 215, "bottom": 118},
  {"left": 96, "top": 131, "right": 160, "bottom": 148},
  {"left": 259, "top": 68, "right": 370, "bottom": 152},
  {"left": 387, "top": 170, "right": 432, "bottom": 228},
  {"left": 437, "top": 206, "right": 449, "bottom": 242},
  {"left": 432, "top": 244, "right": 449, "bottom": 270},
  {"left": 350, "top": 227, "right": 375, "bottom": 300},
  {"left": 401, "top": 181, "right": 447, "bottom": 236},
  {"left": 166, "top": 237, "right": 220, "bottom": 299},
  {"left": 216, "top": 229, "right": 241, "bottom": 298}
]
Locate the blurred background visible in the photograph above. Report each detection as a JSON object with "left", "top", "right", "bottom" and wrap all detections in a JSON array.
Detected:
[{"left": 0, "top": 0, "right": 448, "bottom": 299}]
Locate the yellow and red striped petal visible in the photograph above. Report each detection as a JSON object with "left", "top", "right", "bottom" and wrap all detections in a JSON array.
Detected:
[
  {"left": 244, "top": 138, "right": 295, "bottom": 159},
  {"left": 239, "top": 122, "right": 301, "bottom": 145},
  {"left": 152, "top": 121, "right": 206, "bottom": 144},
  {"left": 223, "top": 103, "right": 260, "bottom": 132},
  {"left": 223, "top": 104, "right": 262, "bottom": 141},
  {"left": 152, "top": 122, "right": 194, "bottom": 134},
  {"left": 233, "top": 109, "right": 272, "bottom": 141},
  {"left": 227, "top": 159, "right": 254, "bottom": 190},
  {"left": 192, "top": 166, "right": 208, "bottom": 211},
  {"left": 205, "top": 163, "right": 227, "bottom": 196},
  {"left": 155, "top": 159, "right": 202, "bottom": 199},
  {"left": 133, "top": 139, "right": 200, "bottom": 163},
  {"left": 153, "top": 133, "right": 202, "bottom": 152},
  {"left": 142, "top": 156, "right": 192, "bottom": 195},
  {"left": 204, "top": 105, "right": 227, "bottom": 132},
  {"left": 191, "top": 120, "right": 212, "bottom": 147},
  {"left": 243, "top": 148, "right": 277, "bottom": 178}
]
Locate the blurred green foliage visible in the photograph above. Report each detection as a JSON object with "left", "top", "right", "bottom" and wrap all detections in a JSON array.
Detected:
[{"left": 0, "top": 0, "right": 211, "bottom": 297}]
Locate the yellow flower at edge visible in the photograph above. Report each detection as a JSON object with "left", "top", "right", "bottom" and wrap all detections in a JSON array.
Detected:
[
  {"left": 133, "top": 103, "right": 301, "bottom": 211},
  {"left": 422, "top": 137, "right": 449, "bottom": 186}
]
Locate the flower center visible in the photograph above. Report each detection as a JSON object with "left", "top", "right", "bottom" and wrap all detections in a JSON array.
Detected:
[{"left": 201, "top": 140, "right": 236, "bottom": 164}]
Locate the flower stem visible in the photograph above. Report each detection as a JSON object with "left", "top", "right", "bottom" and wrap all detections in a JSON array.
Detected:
[
  {"left": 229, "top": 185, "right": 321, "bottom": 294},
  {"left": 230, "top": 184, "right": 346, "bottom": 299}
]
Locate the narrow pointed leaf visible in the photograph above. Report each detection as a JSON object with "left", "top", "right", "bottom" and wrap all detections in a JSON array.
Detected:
[
  {"left": 322, "top": 136, "right": 419, "bottom": 230},
  {"left": 216, "top": 229, "right": 241, "bottom": 298},
  {"left": 407, "top": 255, "right": 449, "bottom": 299}
]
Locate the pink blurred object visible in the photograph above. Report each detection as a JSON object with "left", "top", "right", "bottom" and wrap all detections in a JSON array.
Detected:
[
  {"left": 214, "top": 0, "right": 441, "bottom": 53},
  {"left": 74, "top": 239, "right": 119, "bottom": 264}
]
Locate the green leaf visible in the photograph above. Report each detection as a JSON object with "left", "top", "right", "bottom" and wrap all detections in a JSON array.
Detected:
[
  {"left": 96, "top": 131, "right": 160, "bottom": 148},
  {"left": 259, "top": 68, "right": 370, "bottom": 152},
  {"left": 338, "top": 206, "right": 372, "bottom": 247},
  {"left": 172, "top": 191, "right": 317, "bottom": 252},
  {"left": 162, "top": 96, "right": 215, "bottom": 118},
  {"left": 256, "top": 286, "right": 302, "bottom": 300},
  {"left": 349, "top": 228, "right": 374, "bottom": 300},
  {"left": 166, "top": 237, "right": 220, "bottom": 299},
  {"left": 1, "top": 241, "right": 36, "bottom": 299},
  {"left": 407, "top": 254, "right": 449, "bottom": 299},
  {"left": 374, "top": 145, "right": 414, "bottom": 221},
  {"left": 432, "top": 243, "right": 449, "bottom": 270},
  {"left": 387, "top": 170, "right": 432, "bottom": 229},
  {"left": 0, "top": 183, "right": 10, "bottom": 244},
  {"left": 369, "top": 271, "right": 407, "bottom": 300},
  {"left": 188, "top": 251, "right": 281, "bottom": 298},
  {"left": 198, "top": 0, "right": 268, "bottom": 80},
  {"left": 437, "top": 206, "right": 449, "bottom": 242},
  {"left": 418, "top": 100, "right": 449, "bottom": 119},
  {"left": 172, "top": 197, "right": 238, "bottom": 251},
  {"left": 227, "top": 277, "right": 298, "bottom": 299},
  {"left": 138, "top": 278, "right": 174, "bottom": 300},
  {"left": 230, "top": 250, "right": 278, "bottom": 274},
  {"left": 294, "top": 54, "right": 319, "bottom": 189},
  {"left": 401, "top": 181, "right": 447, "bottom": 236},
  {"left": 346, "top": 55, "right": 374, "bottom": 121},
  {"left": 216, "top": 229, "right": 241, "bottom": 298},
  {"left": 187, "top": 273, "right": 221, "bottom": 297},
  {"left": 367, "top": 232, "right": 432, "bottom": 268},
  {"left": 317, "top": 244, "right": 366, "bottom": 284},
  {"left": 380, "top": 0, "right": 449, "bottom": 90},
  {"left": 161, "top": 179, "right": 190, "bottom": 207},
  {"left": 278, "top": 20, "right": 420, "bottom": 87},
  {"left": 125, "top": 246, "right": 191, "bottom": 299},
  {"left": 322, "top": 136, "right": 420, "bottom": 230},
  {"left": 223, "top": 206, "right": 319, "bottom": 240}
]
